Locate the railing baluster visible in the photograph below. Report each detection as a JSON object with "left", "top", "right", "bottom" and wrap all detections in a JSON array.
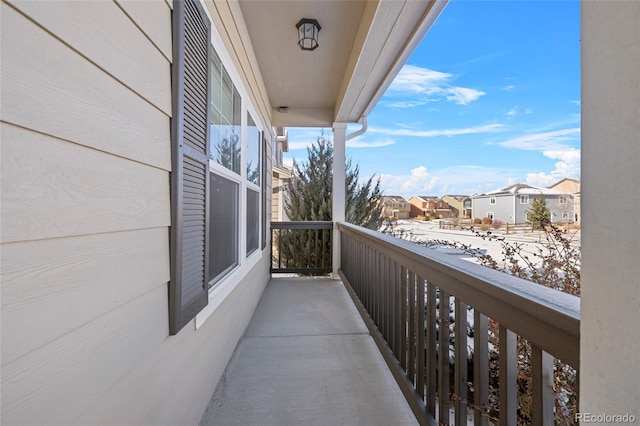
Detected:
[
  {"left": 439, "top": 290, "right": 451, "bottom": 425},
  {"left": 390, "top": 260, "right": 397, "bottom": 356},
  {"left": 314, "top": 228, "right": 319, "bottom": 269},
  {"left": 454, "top": 299, "right": 468, "bottom": 426},
  {"left": 499, "top": 326, "right": 517, "bottom": 426},
  {"left": 376, "top": 250, "right": 382, "bottom": 329},
  {"left": 426, "top": 280, "right": 437, "bottom": 417},
  {"left": 474, "top": 311, "right": 489, "bottom": 426},
  {"left": 408, "top": 271, "right": 416, "bottom": 385},
  {"left": 398, "top": 265, "right": 406, "bottom": 369},
  {"left": 531, "top": 344, "right": 554, "bottom": 426},
  {"left": 383, "top": 256, "right": 390, "bottom": 343},
  {"left": 416, "top": 275, "right": 426, "bottom": 400}
]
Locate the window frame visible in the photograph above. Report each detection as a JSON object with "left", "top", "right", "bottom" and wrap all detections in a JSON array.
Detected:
[
  {"left": 490, "top": 197, "right": 496, "bottom": 205},
  {"left": 520, "top": 195, "right": 529, "bottom": 204}
]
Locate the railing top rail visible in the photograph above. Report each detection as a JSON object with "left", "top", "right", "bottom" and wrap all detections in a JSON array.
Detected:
[
  {"left": 338, "top": 221, "right": 580, "bottom": 367},
  {"left": 271, "top": 221, "right": 333, "bottom": 230}
]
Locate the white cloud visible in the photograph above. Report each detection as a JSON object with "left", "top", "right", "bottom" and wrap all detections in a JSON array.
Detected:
[
  {"left": 380, "top": 165, "right": 518, "bottom": 198},
  {"left": 347, "top": 138, "right": 395, "bottom": 148},
  {"left": 524, "top": 108, "right": 533, "bottom": 115},
  {"left": 369, "top": 123, "right": 504, "bottom": 138},
  {"left": 387, "top": 65, "right": 486, "bottom": 106},
  {"left": 526, "top": 148, "right": 581, "bottom": 187},
  {"left": 380, "top": 166, "right": 439, "bottom": 196},
  {"left": 506, "top": 107, "right": 518, "bottom": 117},
  {"left": 385, "top": 100, "right": 429, "bottom": 109},
  {"left": 495, "top": 128, "right": 580, "bottom": 151},
  {"left": 502, "top": 85, "right": 517, "bottom": 91},
  {"left": 445, "top": 87, "right": 485, "bottom": 105}
]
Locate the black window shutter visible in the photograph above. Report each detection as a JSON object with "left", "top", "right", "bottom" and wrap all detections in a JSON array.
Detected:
[{"left": 169, "top": 0, "right": 211, "bottom": 334}]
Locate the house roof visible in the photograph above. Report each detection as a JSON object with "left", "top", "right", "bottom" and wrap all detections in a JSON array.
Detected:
[
  {"left": 237, "top": 0, "right": 447, "bottom": 127},
  {"left": 410, "top": 195, "right": 440, "bottom": 202},
  {"left": 478, "top": 183, "right": 568, "bottom": 197},
  {"left": 442, "top": 194, "right": 470, "bottom": 201},
  {"left": 382, "top": 195, "right": 408, "bottom": 202},
  {"left": 548, "top": 178, "right": 580, "bottom": 188}
]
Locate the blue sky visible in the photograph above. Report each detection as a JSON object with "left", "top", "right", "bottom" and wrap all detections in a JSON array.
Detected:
[{"left": 284, "top": 0, "right": 581, "bottom": 198}]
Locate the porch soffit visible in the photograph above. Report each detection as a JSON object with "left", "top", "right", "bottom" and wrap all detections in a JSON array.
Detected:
[{"left": 238, "top": 0, "right": 446, "bottom": 128}]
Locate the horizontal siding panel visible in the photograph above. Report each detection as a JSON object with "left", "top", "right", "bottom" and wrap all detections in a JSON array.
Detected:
[
  {"left": 0, "top": 285, "right": 169, "bottom": 426},
  {"left": 0, "top": 124, "right": 170, "bottom": 243},
  {"left": 1, "top": 6, "right": 170, "bottom": 171},
  {"left": 1, "top": 228, "right": 169, "bottom": 365},
  {"left": 58, "top": 256, "right": 269, "bottom": 425},
  {"left": 10, "top": 0, "right": 171, "bottom": 115},
  {"left": 115, "top": 0, "right": 173, "bottom": 60}
]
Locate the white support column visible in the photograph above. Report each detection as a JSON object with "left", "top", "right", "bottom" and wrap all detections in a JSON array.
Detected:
[{"left": 332, "top": 122, "right": 347, "bottom": 278}]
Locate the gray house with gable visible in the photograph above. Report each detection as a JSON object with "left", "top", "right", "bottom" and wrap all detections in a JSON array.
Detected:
[{"left": 472, "top": 184, "right": 575, "bottom": 224}]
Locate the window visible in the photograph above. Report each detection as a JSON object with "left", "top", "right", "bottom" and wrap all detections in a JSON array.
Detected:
[
  {"left": 490, "top": 197, "right": 496, "bottom": 205},
  {"left": 562, "top": 212, "right": 570, "bottom": 220},
  {"left": 208, "top": 45, "right": 265, "bottom": 285},
  {"left": 559, "top": 196, "right": 568, "bottom": 204},
  {"left": 520, "top": 195, "right": 529, "bottom": 204},
  {"left": 487, "top": 212, "right": 494, "bottom": 219}
]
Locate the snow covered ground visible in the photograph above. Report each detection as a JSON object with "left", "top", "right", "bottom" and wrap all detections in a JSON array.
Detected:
[{"left": 380, "top": 219, "right": 580, "bottom": 267}]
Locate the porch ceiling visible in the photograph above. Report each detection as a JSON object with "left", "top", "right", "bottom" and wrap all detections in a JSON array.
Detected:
[{"left": 238, "top": 0, "right": 446, "bottom": 127}]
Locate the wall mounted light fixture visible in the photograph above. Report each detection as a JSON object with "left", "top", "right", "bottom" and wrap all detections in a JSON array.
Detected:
[{"left": 296, "top": 18, "right": 321, "bottom": 51}]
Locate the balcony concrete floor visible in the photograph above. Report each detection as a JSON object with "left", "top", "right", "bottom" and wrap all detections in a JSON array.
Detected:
[{"left": 200, "top": 277, "right": 418, "bottom": 426}]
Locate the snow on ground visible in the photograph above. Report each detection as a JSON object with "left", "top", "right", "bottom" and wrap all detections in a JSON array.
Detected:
[{"left": 380, "top": 219, "right": 580, "bottom": 268}]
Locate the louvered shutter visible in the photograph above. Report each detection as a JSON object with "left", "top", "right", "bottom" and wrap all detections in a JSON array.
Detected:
[{"left": 169, "top": 0, "right": 211, "bottom": 334}]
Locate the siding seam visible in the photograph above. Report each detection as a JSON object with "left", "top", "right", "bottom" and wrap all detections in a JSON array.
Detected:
[
  {"left": 112, "top": 0, "right": 172, "bottom": 63},
  {"left": 0, "top": 121, "right": 171, "bottom": 173},
  {"left": 3, "top": 0, "right": 172, "bottom": 118},
  {"left": 0, "top": 282, "right": 169, "bottom": 372}
]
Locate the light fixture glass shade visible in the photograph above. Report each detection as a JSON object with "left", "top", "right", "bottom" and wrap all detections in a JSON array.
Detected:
[{"left": 296, "top": 18, "right": 321, "bottom": 51}]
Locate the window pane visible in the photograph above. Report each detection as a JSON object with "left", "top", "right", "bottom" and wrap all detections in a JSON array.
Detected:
[
  {"left": 211, "top": 50, "right": 222, "bottom": 123},
  {"left": 209, "top": 172, "right": 239, "bottom": 286},
  {"left": 210, "top": 56, "right": 241, "bottom": 174},
  {"left": 246, "top": 189, "right": 259, "bottom": 255},
  {"left": 246, "top": 114, "right": 260, "bottom": 185},
  {"left": 221, "top": 69, "right": 233, "bottom": 122}
]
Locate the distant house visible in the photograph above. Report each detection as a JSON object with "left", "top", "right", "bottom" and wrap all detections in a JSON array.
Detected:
[
  {"left": 549, "top": 178, "right": 581, "bottom": 223},
  {"left": 380, "top": 196, "right": 411, "bottom": 219},
  {"left": 442, "top": 195, "right": 471, "bottom": 218},
  {"left": 472, "top": 184, "right": 575, "bottom": 224},
  {"left": 409, "top": 195, "right": 454, "bottom": 218}
]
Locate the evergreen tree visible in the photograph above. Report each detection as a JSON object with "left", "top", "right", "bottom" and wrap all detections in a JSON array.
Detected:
[
  {"left": 214, "top": 131, "right": 241, "bottom": 173},
  {"left": 526, "top": 196, "right": 551, "bottom": 229},
  {"left": 285, "top": 133, "right": 384, "bottom": 229}
]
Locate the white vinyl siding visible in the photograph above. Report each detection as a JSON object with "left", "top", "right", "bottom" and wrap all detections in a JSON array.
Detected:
[
  {"left": 1, "top": 2, "right": 173, "bottom": 424},
  {"left": 1, "top": 1, "right": 273, "bottom": 424}
]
